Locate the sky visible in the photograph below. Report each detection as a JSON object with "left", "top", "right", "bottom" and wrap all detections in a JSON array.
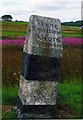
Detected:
[{"left": 0, "top": 0, "right": 82, "bottom": 22}]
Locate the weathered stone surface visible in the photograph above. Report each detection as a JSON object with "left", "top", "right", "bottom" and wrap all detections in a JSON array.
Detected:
[
  {"left": 17, "top": 15, "right": 62, "bottom": 118},
  {"left": 18, "top": 75, "right": 58, "bottom": 105},
  {"left": 23, "top": 15, "right": 63, "bottom": 58}
]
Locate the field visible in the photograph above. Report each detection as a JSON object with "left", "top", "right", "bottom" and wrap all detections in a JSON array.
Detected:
[
  {"left": 0, "top": 21, "right": 82, "bottom": 119},
  {"left": 1, "top": 21, "right": 82, "bottom": 37}
]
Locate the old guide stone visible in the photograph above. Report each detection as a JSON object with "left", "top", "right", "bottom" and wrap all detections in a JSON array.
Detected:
[{"left": 17, "top": 15, "right": 63, "bottom": 118}]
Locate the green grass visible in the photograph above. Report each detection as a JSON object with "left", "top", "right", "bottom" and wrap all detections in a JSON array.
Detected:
[
  {"left": 2, "top": 77, "right": 82, "bottom": 118},
  {"left": 2, "top": 30, "right": 26, "bottom": 36},
  {"left": 2, "top": 109, "right": 16, "bottom": 119},
  {"left": 1, "top": 21, "right": 28, "bottom": 37},
  {"left": 2, "top": 86, "right": 18, "bottom": 105},
  {"left": 61, "top": 25, "right": 82, "bottom": 38},
  {"left": 0, "top": 21, "right": 82, "bottom": 37},
  {"left": 62, "top": 32, "right": 81, "bottom": 38},
  {"left": 1, "top": 21, "right": 28, "bottom": 25},
  {"left": 57, "top": 78, "right": 81, "bottom": 117}
]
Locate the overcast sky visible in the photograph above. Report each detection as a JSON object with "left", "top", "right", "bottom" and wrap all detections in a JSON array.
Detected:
[{"left": 0, "top": 0, "right": 82, "bottom": 22}]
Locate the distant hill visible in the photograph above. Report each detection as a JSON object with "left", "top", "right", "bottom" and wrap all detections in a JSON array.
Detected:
[{"left": 61, "top": 20, "right": 83, "bottom": 27}]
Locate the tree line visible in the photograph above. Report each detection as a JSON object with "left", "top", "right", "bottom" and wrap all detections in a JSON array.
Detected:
[
  {"left": 1, "top": 15, "right": 13, "bottom": 21},
  {"left": 61, "top": 20, "right": 83, "bottom": 27}
]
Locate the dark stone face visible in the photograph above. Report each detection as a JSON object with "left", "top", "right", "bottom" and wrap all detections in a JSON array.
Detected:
[
  {"left": 21, "top": 52, "right": 60, "bottom": 81},
  {"left": 17, "top": 96, "right": 57, "bottom": 119}
]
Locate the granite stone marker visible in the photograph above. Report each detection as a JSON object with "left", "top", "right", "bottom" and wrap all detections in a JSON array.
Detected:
[{"left": 17, "top": 15, "right": 63, "bottom": 118}]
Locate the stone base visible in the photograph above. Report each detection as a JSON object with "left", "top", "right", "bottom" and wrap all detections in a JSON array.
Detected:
[
  {"left": 18, "top": 75, "right": 58, "bottom": 105},
  {"left": 17, "top": 96, "right": 57, "bottom": 119},
  {"left": 17, "top": 75, "right": 58, "bottom": 118}
]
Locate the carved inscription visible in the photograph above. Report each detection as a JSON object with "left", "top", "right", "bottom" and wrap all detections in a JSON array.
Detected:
[
  {"left": 32, "top": 17, "right": 61, "bottom": 49},
  {"left": 24, "top": 15, "right": 63, "bottom": 57}
]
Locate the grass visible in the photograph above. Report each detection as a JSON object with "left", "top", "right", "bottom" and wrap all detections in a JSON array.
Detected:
[
  {"left": 2, "top": 78, "right": 82, "bottom": 119},
  {"left": 61, "top": 25, "right": 81, "bottom": 38},
  {"left": 60, "top": 47, "right": 81, "bottom": 80},
  {"left": 0, "top": 21, "right": 82, "bottom": 37},
  {"left": 2, "top": 44, "right": 81, "bottom": 86},
  {"left": 2, "top": 45, "right": 23, "bottom": 87},
  {"left": 0, "top": 21, "right": 28, "bottom": 24},
  {"left": 2, "top": 109, "right": 17, "bottom": 119},
  {"left": 1, "top": 21, "right": 28, "bottom": 37},
  {"left": 2, "top": 86, "right": 18, "bottom": 105},
  {"left": 57, "top": 78, "right": 81, "bottom": 117},
  {"left": 2, "top": 30, "right": 26, "bottom": 36},
  {"left": 62, "top": 32, "right": 81, "bottom": 38}
]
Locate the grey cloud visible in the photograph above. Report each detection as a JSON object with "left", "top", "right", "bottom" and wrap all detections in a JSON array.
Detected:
[
  {"left": 9, "top": 9, "right": 38, "bottom": 16},
  {"left": 2, "top": 1, "right": 21, "bottom": 6},
  {"left": 36, "top": 2, "right": 79, "bottom": 11},
  {"left": 36, "top": 3, "right": 68, "bottom": 11},
  {"left": 9, "top": 10, "right": 29, "bottom": 15}
]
